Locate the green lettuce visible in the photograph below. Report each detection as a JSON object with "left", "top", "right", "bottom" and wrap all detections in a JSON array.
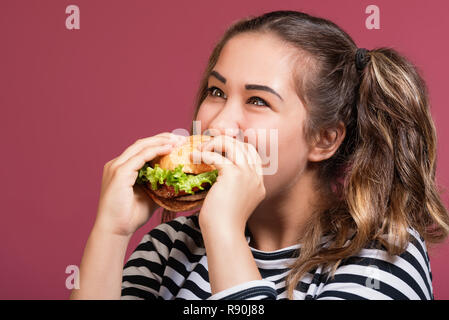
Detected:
[{"left": 136, "top": 163, "right": 218, "bottom": 195}]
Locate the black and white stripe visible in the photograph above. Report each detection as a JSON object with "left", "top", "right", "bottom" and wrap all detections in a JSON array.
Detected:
[{"left": 121, "top": 215, "right": 433, "bottom": 300}]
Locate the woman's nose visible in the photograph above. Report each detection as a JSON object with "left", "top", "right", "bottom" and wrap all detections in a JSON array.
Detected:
[
  {"left": 207, "top": 126, "right": 242, "bottom": 138},
  {"left": 206, "top": 103, "right": 244, "bottom": 139}
]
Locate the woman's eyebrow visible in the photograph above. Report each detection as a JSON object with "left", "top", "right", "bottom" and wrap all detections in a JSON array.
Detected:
[
  {"left": 245, "top": 84, "right": 284, "bottom": 101},
  {"left": 210, "top": 70, "right": 226, "bottom": 84},
  {"left": 210, "top": 70, "right": 284, "bottom": 101}
]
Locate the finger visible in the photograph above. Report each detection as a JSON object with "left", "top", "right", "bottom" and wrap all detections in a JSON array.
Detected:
[
  {"left": 118, "top": 144, "right": 175, "bottom": 184},
  {"left": 239, "top": 141, "right": 255, "bottom": 168},
  {"left": 191, "top": 150, "right": 234, "bottom": 172},
  {"left": 225, "top": 136, "right": 251, "bottom": 168},
  {"left": 243, "top": 142, "right": 259, "bottom": 166},
  {"left": 199, "top": 135, "right": 248, "bottom": 167},
  {"left": 114, "top": 133, "right": 186, "bottom": 166},
  {"left": 225, "top": 136, "right": 252, "bottom": 168},
  {"left": 246, "top": 144, "right": 263, "bottom": 176}
]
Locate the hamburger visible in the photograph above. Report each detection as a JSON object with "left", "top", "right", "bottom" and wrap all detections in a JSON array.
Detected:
[{"left": 135, "top": 135, "right": 218, "bottom": 212}]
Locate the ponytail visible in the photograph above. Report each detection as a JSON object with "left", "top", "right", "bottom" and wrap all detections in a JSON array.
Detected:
[
  {"left": 286, "top": 47, "right": 449, "bottom": 299},
  {"left": 353, "top": 48, "right": 449, "bottom": 249}
]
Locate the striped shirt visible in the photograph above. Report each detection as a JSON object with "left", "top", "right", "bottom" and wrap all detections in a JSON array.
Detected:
[{"left": 121, "top": 215, "right": 433, "bottom": 300}]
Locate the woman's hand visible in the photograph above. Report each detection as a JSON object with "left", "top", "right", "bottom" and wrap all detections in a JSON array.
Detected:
[
  {"left": 191, "top": 135, "right": 265, "bottom": 294},
  {"left": 94, "top": 132, "right": 187, "bottom": 237},
  {"left": 71, "top": 132, "right": 186, "bottom": 300},
  {"left": 192, "top": 135, "right": 266, "bottom": 235}
]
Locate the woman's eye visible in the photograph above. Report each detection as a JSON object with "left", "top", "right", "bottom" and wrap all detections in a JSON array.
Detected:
[
  {"left": 206, "top": 86, "right": 270, "bottom": 108},
  {"left": 248, "top": 96, "right": 269, "bottom": 107},
  {"left": 207, "top": 86, "right": 226, "bottom": 98}
]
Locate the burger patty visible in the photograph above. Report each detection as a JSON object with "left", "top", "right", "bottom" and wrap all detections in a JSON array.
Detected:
[{"left": 149, "top": 182, "right": 211, "bottom": 199}]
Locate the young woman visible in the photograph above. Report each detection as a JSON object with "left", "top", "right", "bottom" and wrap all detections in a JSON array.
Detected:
[{"left": 71, "top": 10, "right": 449, "bottom": 300}]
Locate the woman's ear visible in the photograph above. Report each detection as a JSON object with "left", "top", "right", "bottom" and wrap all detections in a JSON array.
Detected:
[{"left": 307, "top": 121, "right": 346, "bottom": 162}]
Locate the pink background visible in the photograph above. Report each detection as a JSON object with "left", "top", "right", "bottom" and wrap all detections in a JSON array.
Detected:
[{"left": 1, "top": 0, "right": 448, "bottom": 299}]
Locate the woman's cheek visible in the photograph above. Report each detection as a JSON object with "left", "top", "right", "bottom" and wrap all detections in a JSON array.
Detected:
[
  {"left": 194, "top": 107, "right": 212, "bottom": 133},
  {"left": 261, "top": 157, "right": 289, "bottom": 197},
  {"left": 261, "top": 139, "right": 308, "bottom": 199}
]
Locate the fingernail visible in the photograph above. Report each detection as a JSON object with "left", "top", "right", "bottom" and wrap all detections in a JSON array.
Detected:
[
  {"left": 177, "top": 140, "right": 187, "bottom": 146},
  {"left": 169, "top": 136, "right": 184, "bottom": 145},
  {"left": 196, "top": 142, "right": 206, "bottom": 150}
]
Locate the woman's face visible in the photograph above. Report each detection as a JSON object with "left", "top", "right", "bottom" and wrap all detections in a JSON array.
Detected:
[{"left": 195, "top": 32, "right": 312, "bottom": 198}]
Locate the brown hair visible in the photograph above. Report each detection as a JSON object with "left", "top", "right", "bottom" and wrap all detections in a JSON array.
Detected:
[{"left": 183, "top": 10, "right": 449, "bottom": 299}]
